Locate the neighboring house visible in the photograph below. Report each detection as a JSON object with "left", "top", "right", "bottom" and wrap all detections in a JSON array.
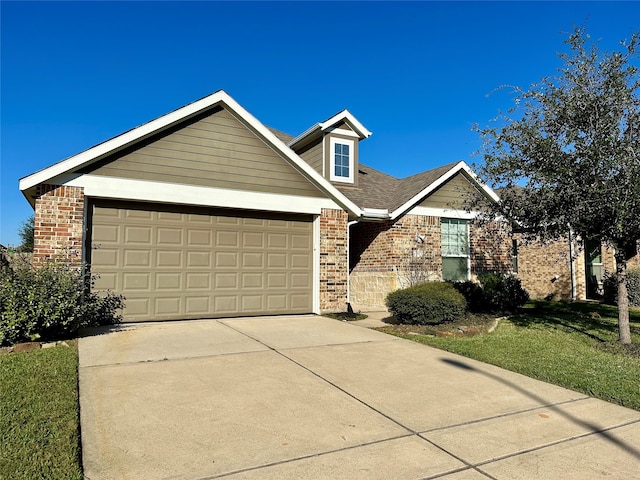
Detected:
[{"left": 19, "top": 90, "right": 561, "bottom": 321}]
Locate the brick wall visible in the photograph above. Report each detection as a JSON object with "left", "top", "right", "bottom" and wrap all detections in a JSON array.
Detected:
[
  {"left": 516, "top": 237, "right": 573, "bottom": 300},
  {"left": 319, "top": 208, "right": 348, "bottom": 312},
  {"left": 33, "top": 185, "right": 85, "bottom": 266},
  {"left": 469, "top": 221, "right": 512, "bottom": 276},
  {"left": 350, "top": 215, "right": 441, "bottom": 274}
]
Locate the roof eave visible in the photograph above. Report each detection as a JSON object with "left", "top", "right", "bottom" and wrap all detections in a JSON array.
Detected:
[
  {"left": 389, "top": 161, "right": 500, "bottom": 220},
  {"left": 19, "top": 90, "right": 363, "bottom": 218}
]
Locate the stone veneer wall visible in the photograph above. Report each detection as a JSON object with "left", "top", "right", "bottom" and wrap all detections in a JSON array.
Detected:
[
  {"left": 319, "top": 208, "right": 349, "bottom": 312},
  {"left": 33, "top": 185, "right": 85, "bottom": 266}
]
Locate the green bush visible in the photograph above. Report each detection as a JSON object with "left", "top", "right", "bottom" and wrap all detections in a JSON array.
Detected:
[
  {"left": 450, "top": 280, "right": 484, "bottom": 312},
  {"left": 452, "top": 273, "right": 529, "bottom": 313},
  {"left": 0, "top": 260, "right": 123, "bottom": 346},
  {"left": 603, "top": 268, "right": 640, "bottom": 307},
  {"left": 386, "top": 282, "right": 467, "bottom": 325}
]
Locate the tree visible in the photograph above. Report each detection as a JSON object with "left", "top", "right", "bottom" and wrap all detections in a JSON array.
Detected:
[
  {"left": 475, "top": 27, "right": 640, "bottom": 344},
  {"left": 18, "top": 215, "right": 35, "bottom": 253}
]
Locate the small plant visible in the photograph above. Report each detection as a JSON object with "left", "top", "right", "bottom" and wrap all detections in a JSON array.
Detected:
[
  {"left": 386, "top": 282, "right": 466, "bottom": 325},
  {"left": 603, "top": 268, "right": 640, "bottom": 307},
  {"left": 0, "top": 258, "right": 123, "bottom": 346},
  {"left": 452, "top": 273, "right": 529, "bottom": 313}
]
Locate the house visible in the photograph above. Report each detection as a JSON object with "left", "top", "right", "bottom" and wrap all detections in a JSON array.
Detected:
[{"left": 19, "top": 90, "right": 535, "bottom": 321}]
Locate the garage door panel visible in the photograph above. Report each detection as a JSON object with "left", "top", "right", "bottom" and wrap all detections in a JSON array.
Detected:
[
  {"left": 157, "top": 250, "right": 183, "bottom": 267},
  {"left": 215, "top": 272, "right": 238, "bottom": 289},
  {"left": 157, "top": 228, "right": 183, "bottom": 246},
  {"left": 124, "top": 250, "right": 151, "bottom": 267},
  {"left": 91, "top": 203, "right": 313, "bottom": 321},
  {"left": 123, "top": 273, "right": 151, "bottom": 290},
  {"left": 187, "top": 273, "right": 211, "bottom": 289}
]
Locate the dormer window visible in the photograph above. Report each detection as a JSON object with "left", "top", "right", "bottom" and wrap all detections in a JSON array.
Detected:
[{"left": 330, "top": 137, "right": 354, "bottom": 183}]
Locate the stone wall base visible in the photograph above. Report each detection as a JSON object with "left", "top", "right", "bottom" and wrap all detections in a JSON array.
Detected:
[{"left": 349, "top": 271, "right": 399, "bottom": 309}]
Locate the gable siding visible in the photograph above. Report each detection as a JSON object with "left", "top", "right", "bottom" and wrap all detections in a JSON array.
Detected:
[
  {"left": 86, "top": 108, "right": 324, "bottom": 198},
  {"left": 297, "top": 137, "right": 324, "bottom": 175},
  {"left": 419, "top": 173, "right": 480, "bottom": 209}
]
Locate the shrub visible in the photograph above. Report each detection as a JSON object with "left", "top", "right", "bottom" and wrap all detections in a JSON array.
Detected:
[
  {"left": 603, "top": 268, "right": 640, "bottom": 307},
  {"left": 386, "top": 282, "right": 466, "bottom": 325},
  {"left": 450, "top": 280, "right": 484, "bottom": 312},
  {"left": 0, "top": 259, "right": 123, "bottom": 346},
  {"left": 452, "top": 273, "right": 529, "bottom": 313}
]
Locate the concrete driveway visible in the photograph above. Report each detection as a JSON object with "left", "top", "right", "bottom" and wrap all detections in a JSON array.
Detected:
[{"left": 79, "top": 315, "right": 640, "bottom": 479}]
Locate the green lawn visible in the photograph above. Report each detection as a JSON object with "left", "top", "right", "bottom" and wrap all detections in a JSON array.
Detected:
[
  {"left": 0, "top": 342, "right": 82, "bottom": 480},
  {"left": 379, "top": 301, "right": 640, "bottom": 410}
]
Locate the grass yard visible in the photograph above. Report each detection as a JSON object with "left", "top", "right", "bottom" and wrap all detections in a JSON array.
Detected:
[
  {"left": 378, "top": 301, "right": 640, "bottom": 411},
  {"left": 0, "top": 341, "right": 83, "bottom": 480}
]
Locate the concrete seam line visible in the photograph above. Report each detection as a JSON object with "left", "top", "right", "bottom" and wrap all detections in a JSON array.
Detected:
[
  {"left": 417, "top": 396, "right": 592, "bottom": 434},
  {"left": 195, "top": 433, "right": 417, "bottom": 480},
  {"left": 219, "top": 321, "right": 418, "bottom": 434},
  {"left": 455, "top": 418, "right": 640, "bottom": 471},
  {"left": 415, "top": 435, "right": 495, "bottom": 480}
]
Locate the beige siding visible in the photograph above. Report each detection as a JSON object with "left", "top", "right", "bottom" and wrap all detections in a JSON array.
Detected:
[
  {"left": 91, "top": 201, "right": 313, "bottom": 321},
  {"left": 297, "top": 137, "right": 324, "bottom": 174},
  {"left": 420, "top": 173, "right": 481, "bottom": 209},
  {"left": 86, "top": 108, "right": 323, "bottom": 197}
]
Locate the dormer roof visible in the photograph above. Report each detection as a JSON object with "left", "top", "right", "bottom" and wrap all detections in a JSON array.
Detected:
[{"left": 288, "top": 109, "right": 372, "bottom": 148}]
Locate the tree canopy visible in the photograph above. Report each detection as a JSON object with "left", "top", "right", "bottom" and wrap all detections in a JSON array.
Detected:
[{"left": 475, "top": 27, "right": 640, "bottom": 343}]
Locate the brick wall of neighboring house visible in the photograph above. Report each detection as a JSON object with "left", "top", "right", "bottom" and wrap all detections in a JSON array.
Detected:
[
  {"left": 319, "top": 208, "right": 349, "bottom": 312},
  {"left": 33, "top": 185, "right": 85, "bottom": 266}
]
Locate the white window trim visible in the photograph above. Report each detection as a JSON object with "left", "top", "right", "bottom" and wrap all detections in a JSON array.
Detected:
[
  {"left": 329, "top": 137, "right": 355, "bottom": 183},
  {"left": 441, "top": 218, "right": 471, "bottom": 281}
]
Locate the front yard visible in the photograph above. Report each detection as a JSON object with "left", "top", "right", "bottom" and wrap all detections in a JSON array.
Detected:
[
  {"left": 378, "top": 301, "right": 640, "bottom": 410},
  {"left": 1, "top": 301, "right": 639, "bottom": 477},
  {"left": 0, "top": 341, "right": 82, "bottom": 479}
]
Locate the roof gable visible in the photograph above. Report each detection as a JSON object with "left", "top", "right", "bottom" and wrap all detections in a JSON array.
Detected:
[
  {"left": 80, "top": 107, "right": 325, "bottom": 198},
  {"left": 335, "top": 161, "right": 499, "bottom": 220},
  {"left": 19, "top": 91, "right": 362, "bottom": 216}
]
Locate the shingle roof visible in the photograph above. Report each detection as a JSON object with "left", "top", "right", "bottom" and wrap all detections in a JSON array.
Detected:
[
  {"left": 336, "top": 162, "right": 460, "bottom": 211},
  {"left": 270, "top": 125, "right": 464, "bottom": 212}
]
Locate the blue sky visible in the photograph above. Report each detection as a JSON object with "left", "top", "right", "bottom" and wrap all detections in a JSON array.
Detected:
[{"left": 1, "top": 1, "right": 638, "bottom": 247}]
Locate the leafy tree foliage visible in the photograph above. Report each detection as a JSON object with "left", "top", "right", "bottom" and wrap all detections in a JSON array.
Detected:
[
  {"left": 18, "top": 215, "right": 34, "bottom": 253},
  {"left": 476, "top": 27, "right": 640, "bottom": 343}
]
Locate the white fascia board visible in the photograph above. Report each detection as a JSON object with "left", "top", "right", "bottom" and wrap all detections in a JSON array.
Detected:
[
  {"left": 19, "top": 90, "right": 362, "bottom": 218},
  {"left": 319, "top": 110, "right": 372, "bottom": 139},
  {"left": 220, "top": 96, "right": 362, "bottom": 217},
  {"left": 287, "top": 123, "right": 321, "bottom": 147},
  {"left": 458, "top": 161, "right": 501, "bottom": 203},
  {"left": 289, "top": 109, "right": 372, "bottom": 147},
  {"left": 60, "top": 175, "right": 340, "bottom": 215},
  {"left": 408, "top": 206, "right": 478, "bottom": 220},
  {"left": 19, "top": 90, "right": 230, "bottom": 192},
  {"left": 390, "top": 161, "right": 500, "bottom": 220}
]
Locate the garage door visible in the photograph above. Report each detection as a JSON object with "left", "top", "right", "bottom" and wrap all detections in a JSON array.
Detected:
[{"left": 90, "top": 202, "right": 313, "bottom": 321}]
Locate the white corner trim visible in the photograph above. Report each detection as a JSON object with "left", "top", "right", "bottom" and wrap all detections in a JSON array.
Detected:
[
  {"left": 313, "top": 216, "right": 321, "bottom": 314},
  {"left": 390, "top": 161, "right": 500, "bottom": 220},
  {"left": 60, "top": 175, "right": 340, "bottom": 215}
]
